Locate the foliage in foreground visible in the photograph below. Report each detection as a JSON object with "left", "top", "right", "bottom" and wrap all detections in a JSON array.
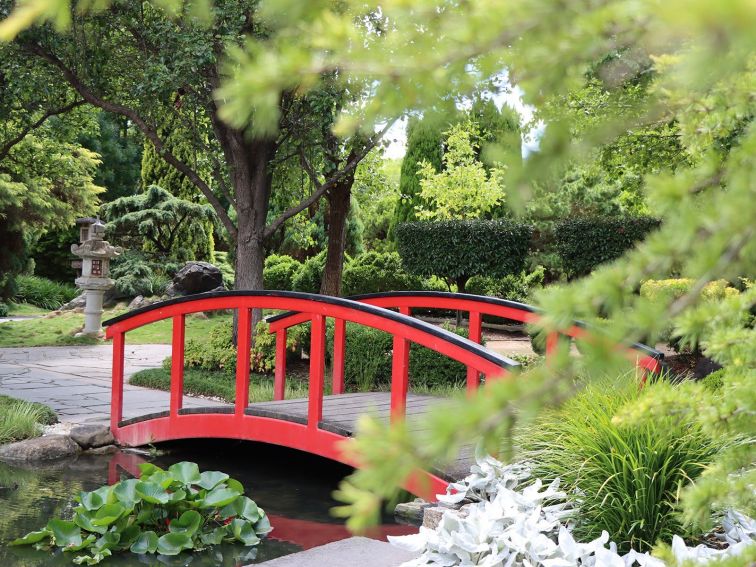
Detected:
[
  {"left": 0, "top": 395, "right": 57, "bottom": 444},
  {"left": 11, "top": 461, "right": 272, "bottom": 565},
  {"left": 518, "top": 380, "right": 725, "bottom": 553}
]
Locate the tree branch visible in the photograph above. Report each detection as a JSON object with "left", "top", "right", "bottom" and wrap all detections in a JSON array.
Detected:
[
  {"left": 0, "top": 99, "right": 85, "bottom": 162},
  {"left": 22, "top": 41, "right": 238, "bottom": 242},
  {"left": 264, "top": 119, "right": 395, "bottom": 238}
]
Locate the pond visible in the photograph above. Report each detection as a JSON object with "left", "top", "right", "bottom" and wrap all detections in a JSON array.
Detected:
[{"left": 0, "top": 440, "right": 416, "bottom": 566}]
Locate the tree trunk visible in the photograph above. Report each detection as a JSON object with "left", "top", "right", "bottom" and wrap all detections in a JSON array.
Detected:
[{"left": 320, "top": 176, "right": 354, "bottom": 296}]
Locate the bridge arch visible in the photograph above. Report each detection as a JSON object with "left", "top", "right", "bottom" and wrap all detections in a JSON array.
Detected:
[{"left": 104, "top": 291, "right": 519, "bottom": 498}]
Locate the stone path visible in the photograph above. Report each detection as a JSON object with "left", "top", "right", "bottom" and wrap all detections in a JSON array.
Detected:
[
  {"left": 0, "top": 345, "right": 225, "bottom": 423},
  {"left": 256, "top": 537, "right": 416, "bottom": 567}
]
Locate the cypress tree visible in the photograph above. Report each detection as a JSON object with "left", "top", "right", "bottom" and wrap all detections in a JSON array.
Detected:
[{"left": 390, "top": 116, "right": 444, "bottom": 236}]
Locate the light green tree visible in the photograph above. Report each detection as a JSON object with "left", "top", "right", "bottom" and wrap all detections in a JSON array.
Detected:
[{"left": 416, "top": 121, "right": 506, "bottom": 220}]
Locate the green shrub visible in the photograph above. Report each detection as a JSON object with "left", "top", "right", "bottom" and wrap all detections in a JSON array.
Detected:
[
  {"left": 519, "top": 380, "right": 723, "bottom": 553},
  {"left": 263, "top": 254, "right": 303, "bottom": 291},
  {"left": 292, "top": 251, "right": 326, "bottom": 293},
  {"left": 326, "top": 321, "right": 473, "bottom": 391},
  {"left": 13, "top": 275, "right": 78, "bottom": 310},
  {"left": 466, "top": 266, "right": 545, "bottom": 303},
  {"left": 342, "top": 252, "right": 423, "bottom": 296},
  {"left": 181, "top": 320, "right": 309, "bottom": 375},
  {"left": 701, "top": 368, "right": 725, "bottom": 392},
  {"left": 555, "top": 216, "right": 660, "bottom": 277},
  {"left": 213, "top": 251, "right": 235, "bottom": 289},
  {"left": 396, "top": 220, "right": 533, "bottom": 292},
  {"left": 110, "top": 251, "right": 160, "bottom": 297},
  {"left": 0, "top": 303, "right": 8, "bottom": 317}
]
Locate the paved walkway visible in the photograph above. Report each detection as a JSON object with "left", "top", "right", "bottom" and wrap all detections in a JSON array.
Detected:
[{"left": 0, "top": 345, "right": 225, "bottom": 423}]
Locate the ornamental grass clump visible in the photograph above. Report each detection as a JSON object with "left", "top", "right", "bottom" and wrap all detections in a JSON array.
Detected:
[
  {"left": 518, "top": 380, "right": 725, "bottom": 553},
  {"left": 11, "top": 461, "right": 272, "bottom": 565}
]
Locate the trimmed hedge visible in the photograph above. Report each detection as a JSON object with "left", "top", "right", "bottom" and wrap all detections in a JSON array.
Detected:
[
  {"left": 554, "top": 216, "right": 660, "bottom": 277},
  {"left": 264, "top": 254, "right": 303, "bottom": 291},
  {"left": 396, "top": 220, "right": 532, "bottom": 291},
  {"left": 342, "top": 252, "right": 423, "bottom": 296}
]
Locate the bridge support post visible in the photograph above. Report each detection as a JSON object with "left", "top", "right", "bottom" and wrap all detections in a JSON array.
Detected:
[
  {"left": 170, "top": 314, "right": 185, "bottom": 416},
  {"left": 391, "top": 306, "right": 411, "bottom": 422},
  {"left": 466, "top": 310, "right": 482, "bottom": 392},
  {"left": 110, "top": 331, "right": 125, "bottom": 431},
  {"left": 274, "top": 329, "right": 287, "bottom": 400},
  {"left": 332, "top": 318, "right": 346, "bottom": 395},
  {"left": 308, "top": 314, "right": 326, "bottom": 428},
  {"left": 236, "top": 307, "right": 251, "bottom": 414}
]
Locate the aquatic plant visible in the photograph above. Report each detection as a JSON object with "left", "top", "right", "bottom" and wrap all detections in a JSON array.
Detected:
[{"left": 10, "top": 461, "right": 272, "bottom": 565}]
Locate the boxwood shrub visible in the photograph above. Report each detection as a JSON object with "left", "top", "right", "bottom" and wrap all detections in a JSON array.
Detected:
[
  {"left": 342, "top": 252, "right": 424, "bottom": 296},
  {"left": 396, "top": 220, "right": 532, "bottom": 292},
  {"left": 554, "top": 216, "right": 660, "bottom": 278},
  {"left": 263, "top": 254, "right": 303, "bottom": 291}
]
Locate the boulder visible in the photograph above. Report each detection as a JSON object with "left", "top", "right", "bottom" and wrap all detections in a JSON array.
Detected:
[
  {"left": 395, "top": 499, "right": 431, "bottom": 523},
  {"left": 422, "top": 503, "right": 472, "bottom": 530},
  {"left": 69, "top": 424, "right": 115, "bottom": 449},
  {"left": 0, "top": 435, "right": 81, "bottom": 462},
  {"left": 127, "top": 295, "right": 157, "bottom": 310},
  {"left": 59, "top": 293, "right": 86, "bottom": 311},
  {"left": 168, "top": 262, "right": 223, "bottom": 296}
]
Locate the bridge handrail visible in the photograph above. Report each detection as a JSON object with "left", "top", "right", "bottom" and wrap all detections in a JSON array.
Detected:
[
  {"left": 265, "top": 291, "right": 663, "bottom": 389},
  {"left": 103, "top": 290, "right": 518, "bottom": 430}
]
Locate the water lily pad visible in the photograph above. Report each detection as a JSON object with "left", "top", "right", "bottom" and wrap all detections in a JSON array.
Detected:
[
  {"left": 10, "top": 529, "right": 51, "bottom": 546},
  {"left": 135, "top": 481, "right": 171, "bottom": 504},
  {"left": 200, "top": 485, "right": 242, "bottom": 508},
  {"left": 113, "top": 478, "right": 141, "bottom": 507},
  {"left": 78, "top": 486, "right": 112, "bottom": 512},
  {"left": 137, "top": 463, "right": 164, "bottom": 478},
  {"left": 73, "top": 511, "right": 107, "bottom": 535},
  {"left": 91, "top": 503, "right": 127, "bottom": 527},
  {"left": 130, "top": 530, "right": 158, "bottom": 554},
  {"left": 169, "top": 510, "right": 202, "bottom": 537},
  {"left": 196, "top": 470, "right": 229, "bottom": 490},
  {"left": 199, "top": 527, "right": 226, "bottom": 546},
  {"left": 228, "top": 519, "right": 261, "bottom": 546},
  {"left": 156, "top": 532, "right": 192, "bottom": 555},
  {"left": 47, "top": 519, "right": 83, "bottom": 548},
  {"left": 169, "top": 461, "right": 201, "bottom": 485},
  {"left": 254, "top": 514, "right": 273, "bottom": 536}
]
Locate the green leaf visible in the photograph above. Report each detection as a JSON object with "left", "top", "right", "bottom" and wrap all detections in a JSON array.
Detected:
[
  {"left": 72, "top": 548, "right": 111, "bottom": 565},
  {"left": 93, "top": 531, "right": 120, "bottom": 552},
  {"left": 167, "top": 488, "right": 187, "bottom": 504},
  {"left": 117, "top": 525, "right": 142, "bottom": 549},
  {"left": 138, "top": 463, "right": 164, "bottom": 479},
  {"left": 130, "top": 530, "right": 158, "bottom": 554},
  {"left": 78, "top": 486, "right": 112, "bottom": 511},
  {"left": 228, "top": 518, "right": 261, "bottom": 546},
  {"left": 113, "top": 478, "right": 141, "bottom": 507},
  {"left": 47, "top": 519, "right": 83, "bottom": 548},
  {"left": 10, "top": 528, "right": 51, "bottom": 546},
  {"left": 63, "top": 534, "right": 96, "bottom": 552},
  {"left": 199, "top": 526, "right": 226, "bottom": 546},
  {"left": 91, "top": 503, "right": 127, "bottom": 527},
  {"left": 225, "top": 477, "right": 244, "bottom": 494},
  {"left": 156, "top": 532, "right": 192, "bottom": 555},
  {"left": 200, "top": 485, "right": 241, "bottom": 508},
  {"left": 223, "top": 496, "right": 261, "bottom": 522},
  {"left": 168, "top": 510, "right": 202, "bottom": 537},
  {"left": 135, "top": 481, "right": 171, "bottom": 504},
  {"left": 196, "top": 470, "right": 229, "bottom": 490},
  {"left": 169, "top": 461, "right": 201, "bottom": 485},
  {"left": 254, "top": 513, "right": 273, "bottom": 536},
  {"left": 73, "top": 511, "right": 107, "bottom": 535}
]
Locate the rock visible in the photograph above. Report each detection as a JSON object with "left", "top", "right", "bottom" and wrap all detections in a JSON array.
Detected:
[
  {"left": 395, "top": 499, "right": 431, "bottom": 523},
  {"left": 60, "top": 293, "right": 87, "bottom": 311},
  {"left": 85, "top": 445, "right": 119, "bottom": 455},
  {"left": 70, "top": 424, "right": 115, "bottom": 449},
  {"left": 127, "top": 295, "right": 157, "bottom": 310},
  {"left": 0, "top": 435, "right": 81, "bottom": 462},
  {"left": 422, "top": 503, "right": 472, "bottom": 530},
  {"left": 170, "top": 262, "right": 223, "bottom": 296}
]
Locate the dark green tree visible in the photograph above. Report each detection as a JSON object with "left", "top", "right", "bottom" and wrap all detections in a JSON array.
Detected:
[{"left": 390, "top": 116, "right": 444, "bottom": 235}]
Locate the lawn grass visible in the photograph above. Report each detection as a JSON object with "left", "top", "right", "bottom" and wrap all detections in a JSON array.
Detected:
[
  {"left": 0, "top": 395, "right": 58, "bottom": 444},
  {"left": 0, "top": 309, "right": 232, "bottom": 347},
  {"left": 6, "top": 302, "right": 49, "bottom": 316},
  {"left": 130, "top": 367, "right": 312, "bottom": 402}
]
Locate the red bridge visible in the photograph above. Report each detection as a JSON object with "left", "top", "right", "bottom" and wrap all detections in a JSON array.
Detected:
[{"left": 104, "top": 291, "right": 662, "bottom": 499}]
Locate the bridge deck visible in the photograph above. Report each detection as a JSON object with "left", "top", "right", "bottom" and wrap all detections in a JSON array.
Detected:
[{"left": 124, "top": 392, "right": 474, "bottom": 481}]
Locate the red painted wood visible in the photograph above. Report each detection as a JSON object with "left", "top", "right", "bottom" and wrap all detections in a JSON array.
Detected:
[
  {"left": 110, "top": 331, "right": 125, "bottom": 431},
  {"left": 308, "top": 314, "right": 326, "bottom": 428},
  {"left": 269, "top": 311, "right": 310, "bottom": 332},
  {"left": 236, "top": 308, "right": 252, "bottom": 413},
  {"left": 170, "top": 314, "right": 185, "bottom": 416},
  {"left": 274, "top": 329, "right": 287, "bottom": 401},
  {"left": 545, "top": 331, "right": 559, "bottom": 361},
  {"left": 112, "top": 413, "right": 448, "bottom": 501},
  {"left": 332, "top": 318, "right": 346, "bottom": 395},
  {"left": 467, "top": 311, "right": 482, "bottom": 392},
  {"left": 391, "top": 335, "right": 410, "bottom": 422}
]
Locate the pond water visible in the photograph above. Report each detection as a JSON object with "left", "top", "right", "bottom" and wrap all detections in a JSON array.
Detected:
[{"left": 0, "top": 440, "right": 416, "bottom": 566}]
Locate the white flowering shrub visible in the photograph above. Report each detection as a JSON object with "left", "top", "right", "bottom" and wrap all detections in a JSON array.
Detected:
[{"left": 390, "top": 457, "right": 755, "bottom": 566}]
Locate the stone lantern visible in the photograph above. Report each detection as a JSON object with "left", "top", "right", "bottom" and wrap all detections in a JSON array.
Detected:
[{"left": 71, "top": 219, "right": 122, "bottom": 337}]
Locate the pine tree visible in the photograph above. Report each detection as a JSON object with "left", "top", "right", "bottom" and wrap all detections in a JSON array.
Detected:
[{"left": 389, "top": 116, "right": 445, "bottom": 237}]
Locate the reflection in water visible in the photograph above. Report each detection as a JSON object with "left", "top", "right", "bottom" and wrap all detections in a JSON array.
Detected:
[{"left": 0, "top": 440, "right": 415, "bottom": 566}]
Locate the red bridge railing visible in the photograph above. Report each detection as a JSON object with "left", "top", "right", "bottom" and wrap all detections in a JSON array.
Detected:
[
  {"left": 267, "top": 291, "right": 664, "bottom": 394},
  {"left": 103, "top": 291, "right": 519, "bottom": 498}
]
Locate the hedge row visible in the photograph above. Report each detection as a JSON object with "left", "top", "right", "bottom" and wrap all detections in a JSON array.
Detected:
[{"left": 554, "top": 216, "right": 660, "bottom": 277}]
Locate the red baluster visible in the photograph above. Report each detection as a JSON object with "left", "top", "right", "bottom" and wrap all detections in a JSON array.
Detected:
[
  {"left": 391, "top": 306, "right": 411, "bottom": 422},
  {"left": 110, "top": 331, "right": 125, "bottom": 432},
  {"left": 170, "top": 314, "right": 185, "bottom": 417},
  {"left": 466, "top": 310, "right": 482, "bottom": 392},
  {"left": 545, "top": 331, "right": 559, "bottom": 362},
  {"left": 236, "top": 307, "right": 251, "bottom": 415},
  {"left": 308, "top": 314, "right": 326, "bottom": 429},
  {"left": 332, "top": 318, "right": 346, "bottom": 395},
  {"left": 274, "top": 329, "right": 287, "bottom": 400}
]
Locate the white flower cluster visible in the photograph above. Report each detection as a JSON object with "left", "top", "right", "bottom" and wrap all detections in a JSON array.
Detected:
[{"left": 389, "top": 457, "right": 755, "bottom": 567}]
